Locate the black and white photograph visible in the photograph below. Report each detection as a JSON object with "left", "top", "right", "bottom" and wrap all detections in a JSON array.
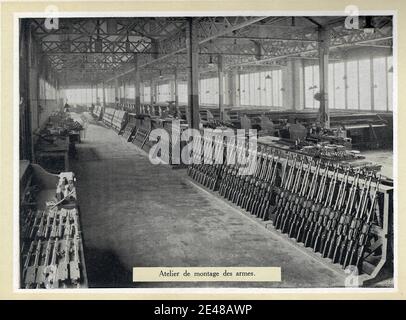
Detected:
[{"left": 17, "top": 13, "right": 395, "bottom": 290}]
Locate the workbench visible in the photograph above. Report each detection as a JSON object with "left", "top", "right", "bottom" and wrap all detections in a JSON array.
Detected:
[{"left": 35, "top": 136, "right": 69, "bottom": 173}]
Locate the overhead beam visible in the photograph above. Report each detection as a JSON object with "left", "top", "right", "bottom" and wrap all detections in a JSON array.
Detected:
[{"left": 106, "top": 16, "right": 268, "bottom": 82}]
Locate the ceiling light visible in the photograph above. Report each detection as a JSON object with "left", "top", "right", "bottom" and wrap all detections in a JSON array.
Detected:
[
  {"left": 207, "top": 55, "right": 215, "bottom": 68},
  {"left": 125, "top": 34, "right": 131, "bottom": 52}
]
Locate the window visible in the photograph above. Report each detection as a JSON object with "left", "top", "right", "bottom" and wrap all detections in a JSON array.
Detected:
[
  {"left": 239, "top": 70, "right": 283, "bottom": 107},
  {"left": 333, "top": 62, "right": 345, "bottom": 109},
  {"left": 346, "top": 60, "right": 359, "bottom": 109},
  {"left": 304, "top": 64, "right": 319, "bottom": 109},
  {"left": 387, "top": 56, "right": 393, "bottom": 111},
  {"left": 373, "top": 57, "right": 388, "bottom": 111},
  {"left": 157, "top": 82, "right": 171, "bottom": 103},
  {"left": 178, "top": 83, "right": 188, "bottom": 104},
  {"left": 359, "top": 58, "right": 371, "bottom": 110},
  {"left": 142, "top": 84, "right": 151, "bottom": 103},
  {"left": 200, "top": 77, "right": 219, "bottom": 105}
]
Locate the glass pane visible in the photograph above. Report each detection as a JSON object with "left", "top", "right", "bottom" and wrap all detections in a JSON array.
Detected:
[
  {"left": 373, "top": 56, "right": 387, "bottom": 111},
  {"left": 347, "top": 60, "right": 359, "bottom": 109},
  {"left": 359, "top": 59, "right": 371, "bottom": 110},
  {"left": 328, "top": 63, "right": 334, "bottom": 109},
  {"left": 334, "top": 62, "right": 345, "bottom": 109},
  {"left": 387, "top": 56, "right": 393, "bottom": 111},
  {"left": 304, "top": 65, "right": 314, "bottom": 108}
]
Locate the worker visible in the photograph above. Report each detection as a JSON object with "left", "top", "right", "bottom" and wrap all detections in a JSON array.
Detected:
[{"left": 64, "top": 101, "right": 70, "bottom": 113}]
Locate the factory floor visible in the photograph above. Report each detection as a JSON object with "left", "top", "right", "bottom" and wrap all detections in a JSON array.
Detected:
[{"left": 70, "top": 113, "right": 391, "bottom": 288}]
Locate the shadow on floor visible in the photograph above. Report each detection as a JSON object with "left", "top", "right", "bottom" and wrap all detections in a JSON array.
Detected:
[{"left": 84, "top": 247, "right": 133, "bottom": 288}]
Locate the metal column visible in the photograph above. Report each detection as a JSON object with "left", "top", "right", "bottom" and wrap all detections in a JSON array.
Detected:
[
  {"left": 218, "top": 54, "right": 224, "bottom": 121},
  {"left": 318, "top": 27, "right": 330, "bottom": 128},
  {"left": 134, "top": 54, "right": 141, "bottom": 113},
  {"left": 186, "top": 18, "right": 200, "bottom": 129}
]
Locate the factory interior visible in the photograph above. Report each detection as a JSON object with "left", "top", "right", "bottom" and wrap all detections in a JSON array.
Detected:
[{"left": 19, "top": 16, "right": 394, "bottom": 289}]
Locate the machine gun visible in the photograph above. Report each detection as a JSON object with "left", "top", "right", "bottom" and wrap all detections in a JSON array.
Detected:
[{"left": 330, "top": 173, "right": 360, "bottom": 263}]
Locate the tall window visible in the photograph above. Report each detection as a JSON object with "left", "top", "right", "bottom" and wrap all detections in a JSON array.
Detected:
[
  {"left": 304, "top": 55, "right": 393, "bottom": 111},
  {"left": 346, "top": 60, "right": 359, "bottom": 109},
  {"left": 359, "top": 58, "right": 371, "bottom": 110},
  {"left": 142, "top": 84, "right": 151, "bottom": 103},
  {"left": 157, "top": 83, "right": 171, "bottom": 103},
  {"left": 239, "top": 70, "right": 282, "bottom": 107},
  {"left": 200, "top": 77, "right": 219, "bottom": 105},
  {"left": 304, "top": 64, "right": 319, "bottom": 109},
  {"left": 178, "top": 83, "right": 188, "bottom": 104}
]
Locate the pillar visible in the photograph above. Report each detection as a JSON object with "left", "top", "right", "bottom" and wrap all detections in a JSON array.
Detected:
[
  {"left": 134, "top": 54, "right": 141, "bottom": 110},
  {"left": 217, "top": 54, "right": 224, "bottom": 120},
  {"left": 318, "top": 27, "right": 330, "bottom": 128},
  {"left": 186, "top": 18, "right": 200, "bottom": 129},
  {"left": 282, "top": 58, "right": 304, "bottom": 110}
]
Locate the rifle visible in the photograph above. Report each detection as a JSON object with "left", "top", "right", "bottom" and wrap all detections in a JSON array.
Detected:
[
  {"left": 273, "top": 157, "right": 298, "bottom": 228},
  {"left": 240, "top": 149, "right": 261, "bottom": 210},
  {"left": 253, "top": 154, "right": 276, "bottom": 217},
  {"left": 331, "top": 173, "right": 360, "bottom": 263},
  {"left": 343, "top": 175, "right": 376, "bottom": 269},
  {"left": 29, "top": 211, "right": 41, "bottom": 239},
  {"left": 24, "top": 240, "right": 41, "bottom": 288},
  {"left": 322, "top": 169, "right": 350, "bottom": 258},
  {"left": 280, "top": 159, "right": 305, "bottom": 233},
  {"left": 337, "top": 174, "right": 371, "bottom": 266},
  {"left": 302, "top": 164, "right": 330, "bottom": 247},
  {"left": 258, "top": 154, "right": 280, "bottom": 220},
  {"left": 295, "top": 162, "right": 321, "bottom": 242},
  {"left": 22, "top": 241, "right": 34, "bottom": 284},
  {"left": 56, "top": 239, "right": 70, "bottom": 287},
  {"left": 353, "top": 177, "right": 381, "bottom": 273},
  {"left": 70, "top": 236, "right": 81, "bottom": 285},
  {"left": 245, "top": 151, "right": 267, "bottom": 213},
  {"left": 35, "top": 239, "right": 52, "bottom": 288},
  {"left": 287, "top": 160, "right": 313, "bottom": 237},
  {"left": 311, "top": 165, "right": 339, "bottom": 252},
  {"left": 45, "top": 238, "right": 59, "bottom": 288},
  {"left": 50, "top": 213, "right": 58, "bottom": 238}
]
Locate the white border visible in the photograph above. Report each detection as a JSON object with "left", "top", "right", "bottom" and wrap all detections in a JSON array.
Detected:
[{"left": 13, "top": 10, "right": 398, "bottom": 296}]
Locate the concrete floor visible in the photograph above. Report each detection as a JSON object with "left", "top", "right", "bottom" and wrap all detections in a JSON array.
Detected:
[{"left": 72, "top": 113, "right": 351, "bottom": 288}]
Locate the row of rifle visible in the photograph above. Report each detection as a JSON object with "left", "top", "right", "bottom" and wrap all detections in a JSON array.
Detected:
[
  {"left": 187, "top": 142, "right": 381, "bottom": 273},
  {"left": 272, "top": 157, "right": 380, "bottom": 271},
  {"left": 21, "top": 207, "right": 83, "bottom": 288}
]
